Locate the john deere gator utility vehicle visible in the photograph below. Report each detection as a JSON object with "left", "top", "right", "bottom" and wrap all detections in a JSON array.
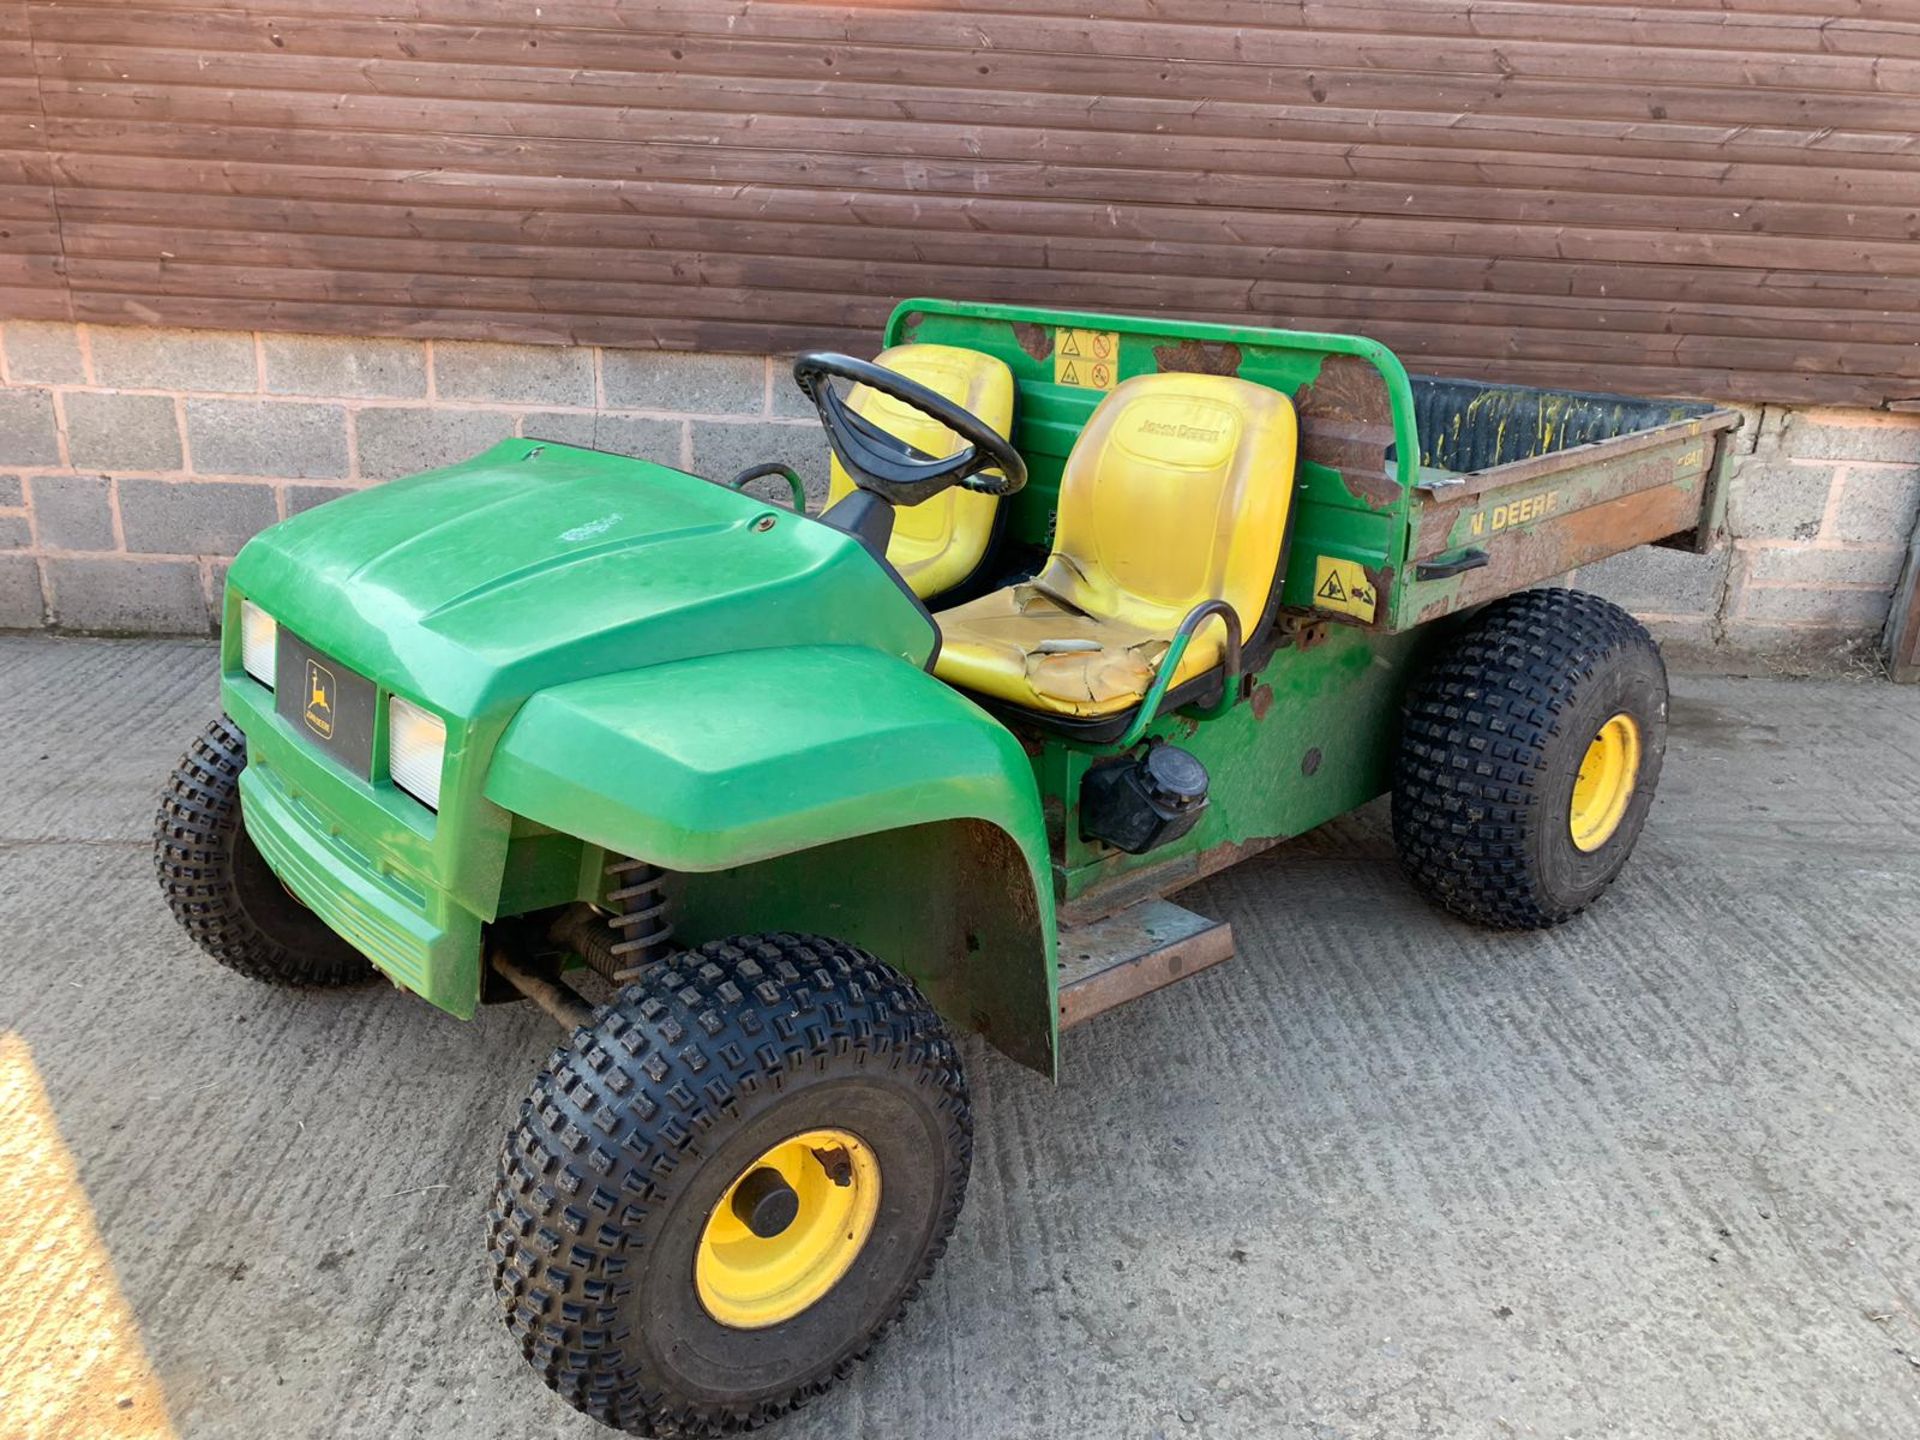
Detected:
[{"left": 156, "top": 299, "right": 1739, "bottom": 1435}]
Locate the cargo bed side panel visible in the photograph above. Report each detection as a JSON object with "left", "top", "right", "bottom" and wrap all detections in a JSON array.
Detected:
[{"left": 1400, "top": 413, "right": 1739, "bottom": 626}]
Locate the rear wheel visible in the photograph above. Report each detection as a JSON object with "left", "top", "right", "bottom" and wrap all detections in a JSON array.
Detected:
[
  {"left": 154, "top": 714, "right": 375, "bottom": 986},
  {"left": 1392, "top": 588, "right": 1668, "bottom": 929},
  {"left": 488, "top": 933, "right": 970, "bottom": 1436}
]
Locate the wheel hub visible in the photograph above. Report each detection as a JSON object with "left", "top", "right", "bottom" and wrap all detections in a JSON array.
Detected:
[
  {"left": 1570, "top": 712, "right": 1642, "bottom": 852},
  {"left": 730, "top": 1166, "right": 800, "bottom": 1238},
  {"left": 696, "top": 1128, "right": 881, "bottom": 1329}
]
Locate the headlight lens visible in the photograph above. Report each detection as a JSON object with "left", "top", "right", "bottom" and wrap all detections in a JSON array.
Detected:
[
  {"left": 388, "top": 696, "right": 446, "bottom": 811},
  {"left": 240, "top": 600, "right": 277, "bottom": 689}
]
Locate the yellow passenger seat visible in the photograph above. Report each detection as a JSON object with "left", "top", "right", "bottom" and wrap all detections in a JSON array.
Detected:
[
  {"left": 823, "top": 343, "right": 1015, "bottom": 600},
  {"left": 933, "top": 372, "right": 1298, "bottom": 718}
]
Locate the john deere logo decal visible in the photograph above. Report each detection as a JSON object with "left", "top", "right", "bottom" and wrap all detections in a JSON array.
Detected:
[{"left": 303, "top": 659, "right": 336, "bottom": 739}]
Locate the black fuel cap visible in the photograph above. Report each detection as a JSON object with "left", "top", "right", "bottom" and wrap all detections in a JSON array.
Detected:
[{"left": 1141, "top": 744, "right": 1209, "bottom": 810}]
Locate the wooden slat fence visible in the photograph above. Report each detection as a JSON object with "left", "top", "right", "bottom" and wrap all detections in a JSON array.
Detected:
[{"left": 5, "top": 0, "right": 1918, "bottom": 404}]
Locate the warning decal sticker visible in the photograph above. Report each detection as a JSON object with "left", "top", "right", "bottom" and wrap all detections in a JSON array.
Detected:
[
  {"left": 1313, "top": 556, "right": 1378, "bottom": 622},
  {"left": 1053, "top": 328, "right": 1119, "bottom": 391}
]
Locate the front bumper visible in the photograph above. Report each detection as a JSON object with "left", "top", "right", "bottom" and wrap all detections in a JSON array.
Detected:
[{"left": 225, "top": 674, "right": 482, "bottom": 1016}]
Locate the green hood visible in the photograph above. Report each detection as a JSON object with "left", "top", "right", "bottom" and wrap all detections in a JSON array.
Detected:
[{"left": 227, "top": 440, "right": 936, "bottom": 720}]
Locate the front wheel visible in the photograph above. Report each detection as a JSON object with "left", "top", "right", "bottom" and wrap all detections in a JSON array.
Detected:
[
  {"left": 154, "top": 715, "right": 376, "bottom": 986},
  {"left": 488, "top": 933, "right": 971, "bottom": 1436},
  {"left": 1392, "top": 588, "right": 1668, "bottom": 929}
]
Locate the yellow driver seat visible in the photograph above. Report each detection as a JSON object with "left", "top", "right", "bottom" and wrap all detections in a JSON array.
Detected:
[
  {"left": 823, "top": 343, "right": 1015, "bottom": 600},
  {"left": 933, "top": 372, "right": 1298, "bottom": 718}
]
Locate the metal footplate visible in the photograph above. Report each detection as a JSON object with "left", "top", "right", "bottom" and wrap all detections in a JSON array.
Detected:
[{"left": 1056, "top": 898, "right": 1234, "bottom": 1030}]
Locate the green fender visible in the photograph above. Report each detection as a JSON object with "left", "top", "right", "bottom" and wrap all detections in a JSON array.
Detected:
[{"left": 485, "top": 644, "right": 1061, "bottom": 1074}]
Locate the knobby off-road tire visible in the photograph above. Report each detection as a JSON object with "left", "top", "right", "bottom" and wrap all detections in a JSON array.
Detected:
[
  {"left": 154, "top": 714, "right": 375, "bottom": 986},
  {"left": 489, "top": 933, "right": 971, "bottom": 1437},
  {"left": 1393, "top": 588, "right": 1668, "bottom": 930}
]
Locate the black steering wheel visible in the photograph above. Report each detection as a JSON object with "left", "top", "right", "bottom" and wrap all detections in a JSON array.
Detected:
[{"left": 793, "top": 352, "right": 1027, "bottom": 507}]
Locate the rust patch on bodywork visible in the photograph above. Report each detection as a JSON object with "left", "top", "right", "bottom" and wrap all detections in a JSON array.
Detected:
[
  {"left": 1041, "top": 794, "right": 1067, "bottom": 851},
  {"left": 1060, "top": 834, "right": 1289, "bottom": 928},
  {"left": 1153, "top": 339, "right": 1242, "bottom": 376},
  {"left": 1302, "top": 353, "right": 1395, "bottom": 429},
  {"left": 1192, "top": 834, "right": 1288, "bottom": 882},
  {"left": 1295, "top": 354, "right": 1401, "bottom": 511},
  {"left": 1334, "top": 461, "right": 1401, "bottom": 511},
  {"left": 1364, "top": 563, "right": 1394, "bottom": 627},
  {"left": 1012, "top": 322, "right": 1054, "bottom": 363},
  {"left": 1249, "top": 684, "right": 1274, "bottom": 721}
]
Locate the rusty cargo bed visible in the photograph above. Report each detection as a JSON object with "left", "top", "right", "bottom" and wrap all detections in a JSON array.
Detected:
[{"left": 1394, "top": 378, "right": 1742, "bottom": 628}]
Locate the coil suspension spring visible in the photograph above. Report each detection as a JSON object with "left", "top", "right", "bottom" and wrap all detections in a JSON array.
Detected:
[{"left": 602, "top": 856, "right": 675, "bottom": 982}]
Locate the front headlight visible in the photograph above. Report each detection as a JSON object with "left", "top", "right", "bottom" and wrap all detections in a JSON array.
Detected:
[
  {"left": 388, "top": 695, "right": 447, "bottom": 811},
  {"left": 240, "top": 600, "right": 277, "bottom": 689}
]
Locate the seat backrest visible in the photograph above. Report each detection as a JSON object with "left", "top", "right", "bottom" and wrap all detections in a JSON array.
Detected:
[
  {"left": 823, "top": 343, "right": 1015, "bottom": 599},
  {"left": 1044, "top": 372, "right": 1299, "bottom": 633}
]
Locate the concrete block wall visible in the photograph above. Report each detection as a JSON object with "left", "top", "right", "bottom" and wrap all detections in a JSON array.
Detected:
[
  {"left": 0, "top": 322, "right": 829, "bottom": 633},
  {"left": 1, "top": 320, "right": 1917, "bottom": 673},
  {"left": 1573, "top": 406, "right": 1920, "bottom": 672}
]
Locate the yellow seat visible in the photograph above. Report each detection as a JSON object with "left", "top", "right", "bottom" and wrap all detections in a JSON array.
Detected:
[
  {"left": 823, "top": 343, "right": 1015, "bottom": 600},
  {"left": 934, "top": 372, "right": 1298, "bottom": 718}
]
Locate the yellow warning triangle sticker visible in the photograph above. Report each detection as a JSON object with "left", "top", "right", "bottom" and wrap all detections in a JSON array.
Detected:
[
  {"left": 1317, "top": 571, "right": 1347, "bottom": 603},
  {"left": 1061, "top": 333, "right": 1083, "bottom": 357},
  {"left": 1060, "top": 360, "right": 1081, "bottom": 384}
]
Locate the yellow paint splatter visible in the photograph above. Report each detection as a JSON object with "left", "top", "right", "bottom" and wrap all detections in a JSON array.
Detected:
[{"left": 0, "top": 1034, "right": 178, "bottom": 1439}]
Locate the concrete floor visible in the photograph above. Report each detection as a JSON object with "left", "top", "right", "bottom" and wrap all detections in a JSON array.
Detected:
[{"left": 2, "top": 632, "right": 1918, "bottom": 1440}]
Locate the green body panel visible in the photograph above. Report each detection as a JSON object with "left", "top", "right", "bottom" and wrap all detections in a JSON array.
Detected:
[
  {"left": 1045, "top": 621, "right": 1444, "bottom": 910},
  {"left": 663, "top": 816, "right": 1053, "bottom": 1071},
  {"left": 223, "top": 439, "right": 947, "bottom": 1016},
  {"left": 483, "top": 645, "right": 1058, "bottom": 1067},
  {"left": 236, "top": 730, "right": 480, "bottom": 1013},
  {"left": 483, "top": 644, "right": 1050, "bottom": 883}
]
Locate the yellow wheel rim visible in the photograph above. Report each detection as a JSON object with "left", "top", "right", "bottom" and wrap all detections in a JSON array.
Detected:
[
  {"left": 1569, "top": 712, "right": 1642, "bottom": 852},
  {"left": 695, "top": 1129, "right": 881, "bottom": 1329}
]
